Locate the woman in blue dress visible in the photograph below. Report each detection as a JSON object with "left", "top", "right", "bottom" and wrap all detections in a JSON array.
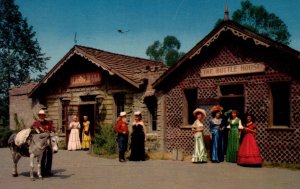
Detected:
[{"left": 209, "top": 105, "right": 225, "bottom": 163}]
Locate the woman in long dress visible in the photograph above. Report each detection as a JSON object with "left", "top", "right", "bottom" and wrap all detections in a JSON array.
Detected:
[
  {"left": 238, "top": 114, "right": 263, "bottom": 166},
  {"left": 68, "top": 115, "right": 81, "bottom": 151},
  {"left": 226, "top": 110, "right": 243, "bottom": 162},
  {"left": 129, "top": 111, "right": 146, "bottom": 161},
  {"left": 81, "top": 116, "right": 91, "bottom": 151},
  {"left": 191, "top": 108, "right": 207, "bottom": 163},
  {"left": 209, "top": 105, "right": 224, "bottom": 163}
]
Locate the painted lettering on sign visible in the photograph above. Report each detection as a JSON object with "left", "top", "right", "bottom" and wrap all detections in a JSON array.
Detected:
[
  {"left": 70, "top": 72, "right": 102, "bottom": 87},
  {"left": 200, "top": 63, "right": 265, "bottom": 77}
]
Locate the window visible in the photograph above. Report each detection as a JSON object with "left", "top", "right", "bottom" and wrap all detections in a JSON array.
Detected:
[
  {"left": 80, "top": 95, "right": 96, "bottom": 102},
  {"left": 270, "top": 82, "right": 290, "bottom": 126},
  {"left": 183, "top": 89, "right": 198, "bottom": 125},
  {"left": 114, "top": 93, "right": 125, "bottom": 119},
  {"left": 145, "top": 96, "right": 157, "bottom": 131},
  {"left": 219, "top": 84, "right": 245, "bottom": 114},
  {"left": 220, "top": 84, "right": 244, "bottom": 96}
]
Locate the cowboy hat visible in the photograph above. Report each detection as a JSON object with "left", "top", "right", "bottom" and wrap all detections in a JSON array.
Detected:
[
  {"left": 193, "top": 108, "right": 206, "bottom": 117},
  {"left": 120, "top": 112, "right": 127, "bottom": 117},
  {"left": 38, "top": 109, "right": 46, "bottom": 115}
]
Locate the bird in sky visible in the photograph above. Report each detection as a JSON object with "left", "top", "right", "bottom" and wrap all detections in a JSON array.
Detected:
[{"left": 117, "top": 29, "right": 130, "bottom": 34}]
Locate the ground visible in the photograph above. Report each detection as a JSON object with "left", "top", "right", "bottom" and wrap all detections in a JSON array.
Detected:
[{"left": 1, "top": 148, "right": 299, "bottom": 189}]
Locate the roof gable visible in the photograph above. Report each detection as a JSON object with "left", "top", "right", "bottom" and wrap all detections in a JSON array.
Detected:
[
  {"left": 153, "top": 20, "right": 300, "bottom": 88},
  {"left": 29, "top": 45, "right": 166, "bottom": 97}
]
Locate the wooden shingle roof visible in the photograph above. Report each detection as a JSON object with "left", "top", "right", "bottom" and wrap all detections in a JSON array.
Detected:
[
  {"left": 9, "top": 83, "right": 37, "bottom": 96},
  {"left": 29, "top": 45, "right": 166, "bottom": 97}
]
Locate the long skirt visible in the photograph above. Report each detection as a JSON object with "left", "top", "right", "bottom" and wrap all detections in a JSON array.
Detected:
[
  {"left": 210, "top": 129, "right": 224, "bottom": 162},
  {"left": 129, "top": 133, "right": 145, "bottom": 161},
  {"left": 81, "top": 132, "right": 91, "bottom": 149},
  {"left": 237, "top": 133, "right": 263, "bottom": 165},
  {"left": 192, "top": 133, "right": 207, "bottom": 163},
  {"left": 226, "top": 128, "right": 239, "bottom": 162},
  {"left": 68, "top": 129, "right": 81, "bottom": 151}
]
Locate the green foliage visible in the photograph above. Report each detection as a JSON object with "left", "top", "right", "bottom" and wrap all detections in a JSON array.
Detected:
[
  {"left": 0, "top": 127, "right": 15, "bottom": 147},
  {"left": 146, "top": 35, "right": 185, "bottom": 66},
  {"left": 0, "top": 0, "right": 49, "bottom": 124},
  {"left": 219, "top": 0, "right": 291, "bottom": 45},
  {"left": 93, "top": 124, "right": 117, "bottom": 155}
]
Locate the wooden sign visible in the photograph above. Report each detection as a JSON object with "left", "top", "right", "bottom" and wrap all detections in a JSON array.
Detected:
[
  {"left": 70, "top": 72, "right": 102, "bottom": 87},
  {"left": 200, "top": 63, "right": 265, "bottom": 78}
]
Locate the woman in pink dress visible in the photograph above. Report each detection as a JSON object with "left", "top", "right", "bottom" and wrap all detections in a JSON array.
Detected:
[
  {"left": 237, "top": 114, "right": 263, "bottom": 166},
  {"left": 68, "top": 115, "right": 81, "bottom": 151}
]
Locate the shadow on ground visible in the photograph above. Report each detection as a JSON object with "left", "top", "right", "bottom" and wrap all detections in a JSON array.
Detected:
[{"left": 19, "top": 169, "right": 73, "bottom": 179}]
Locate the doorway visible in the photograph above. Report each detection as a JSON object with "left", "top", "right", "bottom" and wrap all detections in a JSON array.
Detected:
[
  {"left": 79, "top": 104, "right": 96, "bottom": 139},
  {"left": 219, "top": 84, "right": 245, "bottom": 114},
  {"left": 219, "top": 84, "right": 245, "bottom": 153},
  {"left": 220, "top": 97, "right": 245, "bottom": 115}
]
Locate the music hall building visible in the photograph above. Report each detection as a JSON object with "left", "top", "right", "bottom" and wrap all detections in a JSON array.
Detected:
[
  {"left": 153, "top": 20, "right": 300, "bottom": 164},
  {"left": 9, "top": 45, "right": 167, "bottom": 150}
]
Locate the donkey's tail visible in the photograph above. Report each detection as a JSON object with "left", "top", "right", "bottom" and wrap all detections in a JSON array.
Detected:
[{"left": 8, "top": 134, "right": 17, "bottom": 147}]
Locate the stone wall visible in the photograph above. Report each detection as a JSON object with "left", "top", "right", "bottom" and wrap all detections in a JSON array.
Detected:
[{"left": 9, "top": 92, "right": 43, "bottom": 130}]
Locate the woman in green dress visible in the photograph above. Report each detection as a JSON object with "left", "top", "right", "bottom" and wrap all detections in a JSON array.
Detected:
[
  {"left": 191, "top": 108, "right": 207, "bottom": 163},
  {"left": 226, "top": 110, "right": 243, "bottom": 163}
]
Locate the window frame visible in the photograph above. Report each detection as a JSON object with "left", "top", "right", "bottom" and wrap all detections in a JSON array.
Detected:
[
  {"left": 145, "top": 96, "right": 158, "bottom": 132},
  {"left": 269, "top": 81, "right": 291, "bottom": 128},
  {"left": 182, "top": 88, "right": 198, "bottom": 128},
  {"left": 113, "top": 93, "right": 125, "bottom": 122}
]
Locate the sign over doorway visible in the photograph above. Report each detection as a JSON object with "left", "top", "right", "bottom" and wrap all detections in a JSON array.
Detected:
[{"left": 70, "top": 72, "right": 102, "bottom": 87}]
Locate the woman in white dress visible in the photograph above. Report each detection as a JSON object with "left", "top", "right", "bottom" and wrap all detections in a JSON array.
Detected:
[
  {"left": 68, "top": 115, "right": 81, "bottom": 151},
  {"left": 191, "top": 108, "right": 207, "bottom": 163}
]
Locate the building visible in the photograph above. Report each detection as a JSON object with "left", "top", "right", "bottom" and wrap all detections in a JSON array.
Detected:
[
  {"left": 9, "top": 45, "right": 168, "bottom": 150},
  {"left": 9, "top": 19, "right": 300, "bottom": 164},
  {"left": 153, "top": 20, "right": 300, "bottom": 164}
]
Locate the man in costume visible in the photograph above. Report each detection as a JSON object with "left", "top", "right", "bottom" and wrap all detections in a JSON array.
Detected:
[
  {"left": 114, "top": 112, "right": 129, "bottom": 162},
  {"left": 31, "top": 109, "right": 55, "bottom": 176}
]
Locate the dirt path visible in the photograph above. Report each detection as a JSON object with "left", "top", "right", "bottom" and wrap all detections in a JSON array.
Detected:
[{"left": 1, "top": 148, "right": 299, "bottom": 189}]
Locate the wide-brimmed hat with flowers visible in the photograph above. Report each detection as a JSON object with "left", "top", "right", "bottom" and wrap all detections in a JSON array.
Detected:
[
  {"left": 210, "top": 105, "right": 224, "bottom": 113},
  {"left": 193, "top": 108, "right": 206, "bottom": 117}
]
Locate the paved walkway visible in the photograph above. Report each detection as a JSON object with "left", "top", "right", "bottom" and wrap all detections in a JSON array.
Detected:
[{"left": 0, "top": 148, "right": 299, "bottom": 189}]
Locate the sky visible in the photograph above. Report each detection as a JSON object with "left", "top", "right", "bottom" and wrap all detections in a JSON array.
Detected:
[{"left": 15, "top": 0, "right": 300, "bottom": 74}]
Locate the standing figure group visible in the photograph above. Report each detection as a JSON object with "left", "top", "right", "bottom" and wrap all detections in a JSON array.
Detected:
[
  {"left": 191, "top": 106, "right": 263, "bottom": 166},
  {"left": 114, "top": 111, "right": 146, "bottom": 162},
  {"left": 67, "top": 115, "right": 91, "bottom": 151}
]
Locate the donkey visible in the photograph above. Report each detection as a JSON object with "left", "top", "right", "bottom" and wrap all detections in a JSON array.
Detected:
[{"left": 8, "top": 132, "right": 58, "bottom": 180}]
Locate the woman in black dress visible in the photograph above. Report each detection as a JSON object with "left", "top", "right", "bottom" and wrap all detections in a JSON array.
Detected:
[{"left": 129, "top": 111, "right": 146, "bottom": 161}]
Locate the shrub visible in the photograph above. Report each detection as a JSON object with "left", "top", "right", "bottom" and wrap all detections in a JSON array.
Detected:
[
  {"left": 93, "top": 124, "right": 117, "bottom": 155},
  {"left": 0, "top": 127, "right": 16, "bottom": 147}
]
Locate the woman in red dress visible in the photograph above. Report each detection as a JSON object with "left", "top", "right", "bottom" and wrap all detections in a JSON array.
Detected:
[{"left": 237, "top": 114, "right": 263, "bottom": 166}]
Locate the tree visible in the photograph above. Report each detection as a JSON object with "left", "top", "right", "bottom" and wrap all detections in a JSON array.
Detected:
[
  {"left": 216, "top": 0, "right": 291, "bottom": 45},
  {"left": 146, "top": 35, "right": 185, "bottom": 66},
  {"left": 0, "top": 0, "right": 49, "bottom": 126}
]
